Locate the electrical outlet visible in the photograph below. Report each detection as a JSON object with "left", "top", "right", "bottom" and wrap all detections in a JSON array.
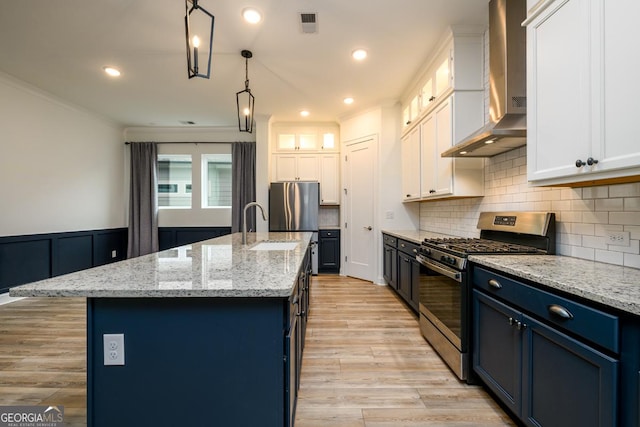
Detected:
[
  {"left": 604, "top": 230, "right": 630, "bottom": 246},
  {"left": 103, "top": 333, "right": 125, "bottom": 366},
  {"left": 111, "top": 250, "right": 117, "bottom": 258}
]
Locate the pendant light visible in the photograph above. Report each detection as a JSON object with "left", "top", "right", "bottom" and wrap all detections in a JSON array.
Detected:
[
  {"left": 236, "top": 50, "right": 255, "bottom": 133},
  {"left": 184, "top": 0, "right": 215, "bottom": 79}
]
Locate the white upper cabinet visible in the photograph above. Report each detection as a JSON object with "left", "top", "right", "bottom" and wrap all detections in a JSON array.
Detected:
[
  {"left": 273, "top": 124, "right": 339, "bottom": 153},
  {"left": 319, "top": 154, "right": 340, "bottom": 205},
  {"left": 271, "top": 122, "right": 341, "bottom": 205},
  {"left": 401, "top": 125, "right": 421, "bottom": 201},
  {"left": 420, "top": 95, "right": 484, "bottom": 200},
  {"left": 526, "top": 0, "right": 640, "bottom": 186},
  {"left": 402, "top": 26, "right": 484, "bottom": 131},
  {"left": 400, "top": 27, "right": 485, "bottom": 201}
]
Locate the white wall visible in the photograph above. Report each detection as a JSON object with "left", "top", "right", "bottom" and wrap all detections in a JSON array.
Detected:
[
  {"left": 419, "top": 147, "right": 640, "bottom": 269},
  {"left": 124, "top": 120, "right": 270, "bottom": 231},
  {"left": 0, "top": 72, "right": 125, "bottom": 237}
]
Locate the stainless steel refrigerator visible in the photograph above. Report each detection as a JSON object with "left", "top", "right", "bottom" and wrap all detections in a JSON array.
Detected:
[{"left": 269, "top": 181, "right": 320, "bottom": 273}]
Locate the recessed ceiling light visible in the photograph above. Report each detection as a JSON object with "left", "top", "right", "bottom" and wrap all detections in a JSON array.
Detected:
[
  {"left": 460, "top": 151, "right": 468, "bottom": 155},
  {"left": 343, "top": 97, "right": 354, "bottom": 105},
  {"left": 485, "top": 139, "right": 496, "bottom": 144},
  {"left": 300, "top": 110, "right": 310, "bottom": 117},
  {"left": 103, "top": 66, "right": 121, "bottom": 77},
  {"left": 352, "top": 49, "right": 367, "bottom": 61},
  {"left": 242, "top": 7, "right": 262, "bottom": 24}
]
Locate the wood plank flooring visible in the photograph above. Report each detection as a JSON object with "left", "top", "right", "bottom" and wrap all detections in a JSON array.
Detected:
[
  {"left": 0, "top": 275, "right": 515, "bottom": 426},
  {"left": 296, "top": 275, "right": 516, "bottom": 427}
]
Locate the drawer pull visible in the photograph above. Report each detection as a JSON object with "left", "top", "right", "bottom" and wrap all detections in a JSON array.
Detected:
[
  {"left": 548, "top": 304, "right": 574, "bottom": 320},
  {"left": 488, "top": 279, "right": 502, "bottom": 289},
  {"left": 508, "top": 317, "right": 515, "bottom": 326},
  {"left": 516, "top": 321, "right": 527, "bottom": 330}
]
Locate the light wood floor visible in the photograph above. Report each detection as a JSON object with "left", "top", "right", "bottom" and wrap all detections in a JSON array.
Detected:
[{"left": 0, "top": 275, "right": 516, "bottom": 427}]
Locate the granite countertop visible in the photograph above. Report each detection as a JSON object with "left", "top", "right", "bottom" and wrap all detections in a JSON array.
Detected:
[
  {"left": 382, "top": 229, "right": 456, "bottom": 244},
  {"left": 10, "top": 232, "right": 312, "bottom": 299},
  {"left": 469, "top": 255, "right": 640, "bottom": 317}
]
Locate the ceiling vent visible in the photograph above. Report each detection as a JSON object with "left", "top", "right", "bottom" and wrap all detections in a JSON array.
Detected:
[{"left": 299, "top": 13, "right": 318, "bottom": 34}]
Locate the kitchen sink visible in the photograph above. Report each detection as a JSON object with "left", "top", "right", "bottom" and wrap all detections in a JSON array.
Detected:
[{"left": 250, "top": 241, "right": 300, "bottom": 251}]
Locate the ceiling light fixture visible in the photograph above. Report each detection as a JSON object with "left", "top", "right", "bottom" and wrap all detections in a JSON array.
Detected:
[
  {"left": 343, "top": 97, "right": 354, "bottom": 105},
  {"left": 352, "top": 49, "right": 367, "bottom": 61},
  {"left": 236, "top": 50, "right": 255, "bottom": 133},
  {"left": 103, "top": 66, "right": 121, "bottom": 77},
  {"left": 242, "top": 7, "right": 262, "bottom": 24},
  {"left": 185, "top": 0, "right": 215, "bottom": 79},
  {"left": 300, "top": 110, "right": 310, "bottom": 117}
]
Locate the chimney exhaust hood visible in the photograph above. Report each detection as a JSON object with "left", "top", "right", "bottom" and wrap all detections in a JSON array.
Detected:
[{"left": 442, "top": 0, "right": 527, "bottom": 158}]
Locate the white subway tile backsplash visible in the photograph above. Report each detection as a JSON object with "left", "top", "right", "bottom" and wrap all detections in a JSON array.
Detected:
[
  {"left": 570, "top": 199, "right": 595, "bottom": 211},
  {"left": 571, "top": 246, "right": 595, "bottom": 260},
  {"left": 581, "top": 211, "right": 609, "bottom": 224},
  {"left": 582, "top": 235, "right": 607, "bottom": 250},
  {"left": 572, "top": 223, "right": 595, "bottom": 235},
  {"left": 595, "top": 198, "right": 623, "bottom": 211},
  {"left": 595, "top": 250, "right": 624, "bottom": 266},
  {"left": 582, "top": 186, "right": 609, "bottom": 199},
  {"left": 419, "top": 148, "right": 640, "bottom": 268},
  {"left": 625, "top": 253, "right": 640, "bottom": 268},
  {"left": 624, "top": 197, "right": 640, "bottom": 211},
  {"left": 610, "top": 212, "right": 640, "bottom": 225},
  {"left": 609, "top": 182, "right": 640, "bottom": 198}
]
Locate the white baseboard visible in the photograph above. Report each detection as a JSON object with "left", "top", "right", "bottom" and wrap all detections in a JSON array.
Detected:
[{"left": 0, "top": 292, "right": 25, "bottom": 306}]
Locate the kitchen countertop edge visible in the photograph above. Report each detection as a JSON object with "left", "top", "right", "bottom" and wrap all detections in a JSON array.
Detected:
[
  {"left": 469, "top": 254, "right": 640, "bottom": 317},
  {"left": 10, "top": 232, "right": 312, "bottom": 299}
]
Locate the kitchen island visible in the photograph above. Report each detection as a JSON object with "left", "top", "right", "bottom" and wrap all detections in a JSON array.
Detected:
[{"left": 11, "top": 232, "right": 313, "bottom": 427}]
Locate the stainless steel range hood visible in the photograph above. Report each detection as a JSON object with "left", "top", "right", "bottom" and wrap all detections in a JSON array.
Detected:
[{"left": 442, "top": 0, "right": 527, "bottom": 158}]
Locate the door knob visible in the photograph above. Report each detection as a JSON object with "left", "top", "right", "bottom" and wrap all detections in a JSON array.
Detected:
[{"left": 364, "top": 226, "right": 372, "bottom": 231}]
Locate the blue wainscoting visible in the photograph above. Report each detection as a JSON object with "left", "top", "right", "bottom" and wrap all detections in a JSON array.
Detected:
[
  {"left": 0, "top": 226, "right": 232, "bottom": 294},
  {"left": 158, "top": 226, "right": 231, "bottom": 250},
  {"left": 0, "top": 228, "right": 128, "bottom": 294}
]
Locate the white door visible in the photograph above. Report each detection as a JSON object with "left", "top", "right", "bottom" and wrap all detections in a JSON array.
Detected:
[{"left": 344, "top": 137, "right": 375, "bottom": 282}]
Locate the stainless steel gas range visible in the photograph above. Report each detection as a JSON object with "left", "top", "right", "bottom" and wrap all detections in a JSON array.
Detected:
[{"left": 416, "top": 211, "right": 556, "bottom": 381}]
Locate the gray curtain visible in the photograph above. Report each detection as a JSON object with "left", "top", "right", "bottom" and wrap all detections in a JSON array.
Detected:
[
  {"left": 231, "top": 141, "right": 256, "bottom": 233},
  {"left": 127, "top": 142, "right": 159, "bottom": 257}
]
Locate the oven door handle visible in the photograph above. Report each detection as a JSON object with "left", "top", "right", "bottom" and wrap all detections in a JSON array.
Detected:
[{"left": 416, "top": 255, "right": 462, "bottom": 283}]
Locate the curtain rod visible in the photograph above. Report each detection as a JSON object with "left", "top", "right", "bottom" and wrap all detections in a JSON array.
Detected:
[{"left": 124, "top": 141, "right": 251, "bottom": 145}]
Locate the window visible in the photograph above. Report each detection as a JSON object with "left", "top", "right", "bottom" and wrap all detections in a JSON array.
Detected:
[
  {"left": 202, "top": 154, "right": 232, "bottom": 207},
  {"left": 157, "top": 155, "right": 192, "bottom": 208}
]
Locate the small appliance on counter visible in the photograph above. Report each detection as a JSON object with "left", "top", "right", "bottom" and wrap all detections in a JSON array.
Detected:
[{"left": 269, "top": 181, "right": 320, "bottom": 274}]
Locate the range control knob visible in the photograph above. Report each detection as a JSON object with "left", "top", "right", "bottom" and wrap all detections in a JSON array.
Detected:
[
  {"left": 441, "top": 255, "right": 457, "bottom": 266},
  {"left": 421, "top": 247, "right": 431, "bottom": 255}
]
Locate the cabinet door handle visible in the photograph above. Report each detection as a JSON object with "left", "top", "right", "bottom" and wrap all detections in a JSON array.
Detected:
[
  {"left": 575, "top": 159, "right": 586, "bottom": 168},
  {"left": 508, "top": 317, "right": 515, "bottom": 326},
  {"left": 488, "top": 279, "right": 502, "bottom": 289},
  {"left": 516, "top": 320, "right": 527, "bottom": 330},
  {"left": 548, "top": 304, "right": 574, "bottom": 320},
  {"left": 587, "top": 157, "right": 598, "bottom": 166},
  {"left": 404, "top": 257, "right": 410, "bottom": 263},
  {"left": 406, "top": 194, "right": 412, "bottom": 198},
  {"left": 364, "top": 226, "right": 372, "bottom": 231}
]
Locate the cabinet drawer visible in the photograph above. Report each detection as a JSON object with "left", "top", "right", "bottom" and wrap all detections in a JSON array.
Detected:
[
  {"left": 474, "top": 267, "right": 619, "bottom": 353},
  {"left": 397, "top": 239, "right": 419, "bottom": 255},
  {"left": 319, "top": 230, "right": 339, "bottom": 239},
  {"left": 382, "top": 234, "right": 397, "bottom": 247}
]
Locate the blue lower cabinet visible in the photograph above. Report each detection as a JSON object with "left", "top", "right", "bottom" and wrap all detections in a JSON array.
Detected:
[
  {"left": 473, "top": 291, "right": 522, "bottom": 416},
  {"left": 522, "top": 315, "right": 617, "bottom": 427},
  {"left": 472, "top": 266, "right": 621, "bottom": 427}
]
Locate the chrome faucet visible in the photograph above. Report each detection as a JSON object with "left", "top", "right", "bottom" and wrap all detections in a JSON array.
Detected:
[{"left": 242, "top": 202, "right": 267, "bottom": 245}]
